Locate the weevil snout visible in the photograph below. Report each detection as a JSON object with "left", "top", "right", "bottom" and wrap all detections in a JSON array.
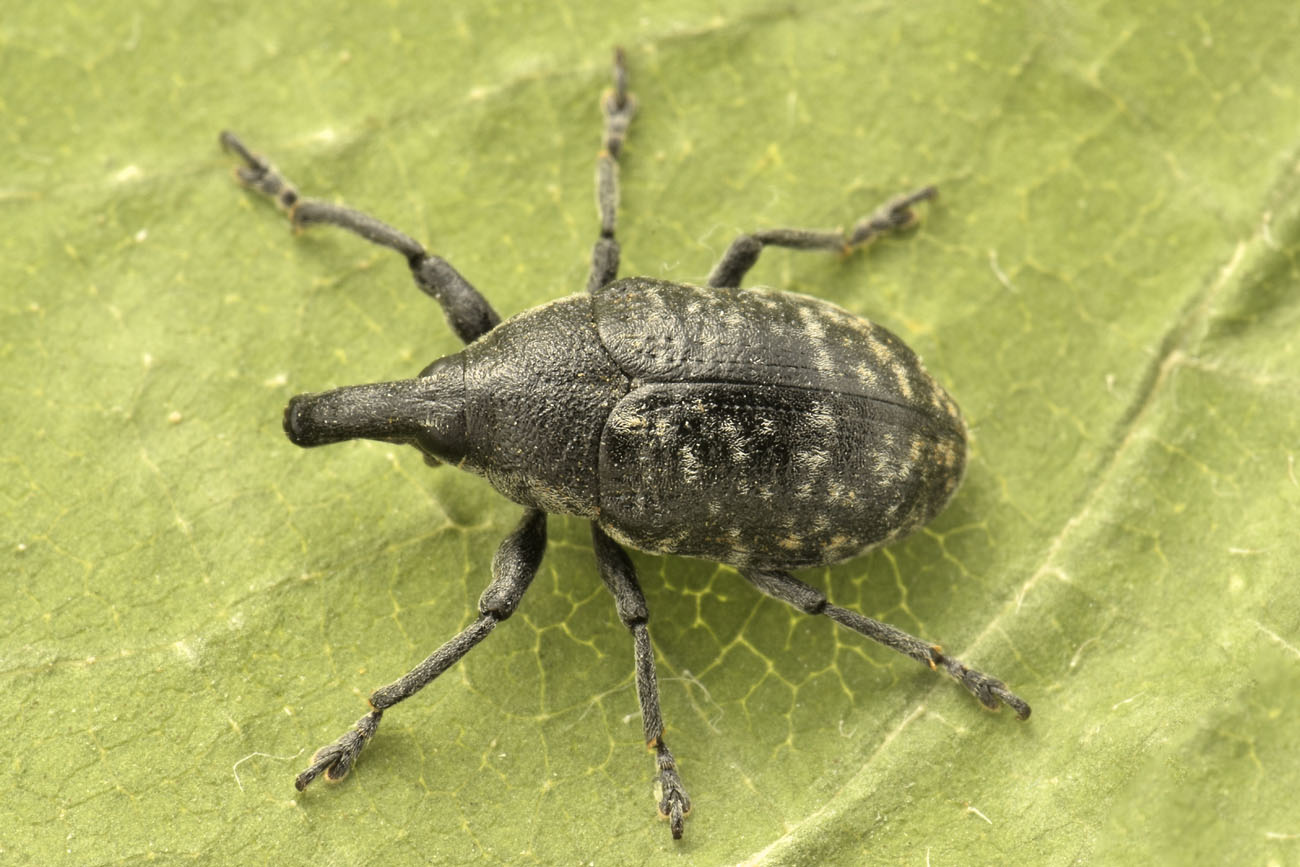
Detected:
[
  {"left": 284, "top": 358, "right": 466, "bottom": 460},
  {"left": 284, "top": 383, "right": 419, "bottom": 447}
]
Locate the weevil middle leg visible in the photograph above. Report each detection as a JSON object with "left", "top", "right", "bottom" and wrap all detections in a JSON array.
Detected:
[
  {"left": 587, "top": 47, "right": 636, "bottom": 293},
  {"left": 706, "top": 186, "right": 937, "bottom": 289},
  {"left": 591, "top": 525, "right": 692, "bottom": 839}
]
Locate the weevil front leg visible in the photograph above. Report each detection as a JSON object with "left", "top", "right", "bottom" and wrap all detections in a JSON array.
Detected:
[
  {"left": 295, "top": 509, "right": 548, "bottom": 790},
  {"left": 706, "top": 186, "right": 936, "bottom": 289},
  {"left": 591, "top": 525, "right": 691, "bottom": 839},
  {"left": 219, "top": 130, "right": 500, "bottom": 344},
  {"left": 742, "top": 568, "right": 1031, "bottom": 719}
]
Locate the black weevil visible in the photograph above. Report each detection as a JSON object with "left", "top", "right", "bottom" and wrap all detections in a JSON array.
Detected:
[{"left": 220, "top": 49, "right": 1029, "bottom": 841}]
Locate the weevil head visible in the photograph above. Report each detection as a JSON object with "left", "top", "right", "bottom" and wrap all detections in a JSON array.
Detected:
[{"left": 283, "top": 356, "right": 466, "bottom": 466}]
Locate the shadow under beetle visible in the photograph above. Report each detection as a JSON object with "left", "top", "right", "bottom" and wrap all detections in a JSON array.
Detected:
[{"left": 221, "top": 48, "right": 1030, "bottom": 840}]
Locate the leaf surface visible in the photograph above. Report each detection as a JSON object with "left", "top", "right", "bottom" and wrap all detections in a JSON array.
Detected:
[{"left": 4, "top": 2, "right": 1299, "bottom": 864}]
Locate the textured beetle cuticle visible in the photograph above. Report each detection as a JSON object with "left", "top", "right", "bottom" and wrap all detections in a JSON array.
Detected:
[{"left": 223, "top": 48, "right": 1030, "bottom": 843}]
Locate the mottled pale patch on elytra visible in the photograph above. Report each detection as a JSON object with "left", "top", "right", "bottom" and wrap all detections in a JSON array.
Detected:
[
  {"left": 890, "top": 360, "right": 914, "bottom": 400},
  {"left": 679, "top": 443, "right": 702, "bottom": 482},
  {"left": 853, "top": 362, "right": 880, "bottom": 389},
  {"left": 718, "top": 417, "right": 750, "bottom": 464},
  {"left": 595, "top": 281, "right": 971, "bottom": 569},
  {"left": 867, "top": 334, "right": 897, "bottom": 367},
  {"left": 796, "top": 304, "right": 835, "bottom": 375},
  {"left": 807, "top": 402, "right": 837, "bottom": 437},
  {"left": 822, "top": 300, "right": 876, "bottom": 334},
  {"left": 794, "top": 447, "right": 830, "bottom": 473}
]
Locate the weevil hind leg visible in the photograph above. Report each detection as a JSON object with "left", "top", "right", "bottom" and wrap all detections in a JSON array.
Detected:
[
  {"left": 706, "top": 186, "right": 937, "bottom": 289},
  {"left": 587, "top": 48, "right": 637, "bottom": 293},
  {"left": 218, "top": 130, "right": 500, "bottom": 344},
  {"left": 294, "top": 510, "right": 549, "bottom": 791},
  {"left": 741, "top": 567, "right": 1030, "bottom": 720},
  {"left": 591, "top": 524, "right": 692, "bottom": 839}
]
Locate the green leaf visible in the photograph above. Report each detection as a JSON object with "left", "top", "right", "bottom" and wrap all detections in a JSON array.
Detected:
[{"left": 5, "top": 1, "right": 1299, "bottom": 863}]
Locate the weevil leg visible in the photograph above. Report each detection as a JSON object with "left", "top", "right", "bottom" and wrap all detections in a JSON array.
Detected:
[
  {"left": 706, "top": 186, "right": 937, "bottom": 289},
  {"left": 591, "top": 524, "right": 692, "bottom": 840},
  {"left": 218, "top": 130, "right": 500, "bottom": 344},
  {"left": 295, "top": 509, "right": 548, "bottom": 791},
  {"left": 586, "top": 47, "right": 637, "bottom": 293},
  {"left": 740, "top": 568, "right": 1031, "bottom": 720}
]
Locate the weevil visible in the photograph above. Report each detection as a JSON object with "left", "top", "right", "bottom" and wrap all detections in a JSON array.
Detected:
[{"left": 221, "top": 49, "right": 1029, "bottom": 840}]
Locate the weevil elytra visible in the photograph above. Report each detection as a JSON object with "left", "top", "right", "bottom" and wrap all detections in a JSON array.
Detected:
[{"left": 221, "top": 48, "right": 1029, "bottom": 840}]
